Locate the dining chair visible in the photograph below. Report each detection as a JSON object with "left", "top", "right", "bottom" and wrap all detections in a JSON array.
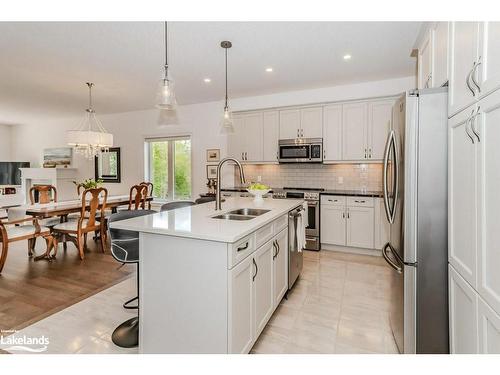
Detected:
[
  {"left": 128, "top": 184, "right": 148, "bottom": 210},
  {"left": 0, "top": 212, "right": 53, "bottom": 273},
  {"left": 160, "top": 201, "right": 195, "bottom": 212},
  {"left": 140, "top": 182, "right": 154, "bottom": 209},
  {"left": 52, "top": 187, "right": 108, "bottom": 260}
]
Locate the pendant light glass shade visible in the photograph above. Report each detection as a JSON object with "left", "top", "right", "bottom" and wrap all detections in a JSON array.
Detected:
[
  {"left": 66, "top": 83, "right": 113, "bottom": 159},
  {"left": 155, "top": 21, "right": 178, "bottom": 116},
  {"left": 220, "top": 41, "right": 234, "bottom": 134}
]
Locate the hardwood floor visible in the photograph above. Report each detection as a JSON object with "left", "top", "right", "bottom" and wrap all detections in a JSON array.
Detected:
[{"left": 0, "top": 236, "right": 134, "bottom": 333}]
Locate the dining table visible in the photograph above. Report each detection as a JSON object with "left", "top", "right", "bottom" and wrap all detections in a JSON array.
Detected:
[{"left": 14, "top": 195, "right": 153, "bottom": 260}]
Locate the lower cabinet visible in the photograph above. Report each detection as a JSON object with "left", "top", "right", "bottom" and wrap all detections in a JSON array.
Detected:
[
  {"left": 346, "top": 206, "right": 374, "bottom": 248},
  {"left": 449, "top": 265, "right": 478, "bottom": 354},
  {"left": 320, "top": 204, "right": 346, "bottom": 246},
  {"left": 228, "top": 226, "right": 289, "bottom": 354}
]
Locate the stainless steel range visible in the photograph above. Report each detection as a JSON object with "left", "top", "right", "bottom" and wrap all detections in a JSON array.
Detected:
[{"left": 272, "top": 187, "right": 322, "bottom": 251}]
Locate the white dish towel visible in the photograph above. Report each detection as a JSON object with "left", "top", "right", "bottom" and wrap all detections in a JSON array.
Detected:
[{"left": 296, "top": 202, "right": 308, "bottom": 252}]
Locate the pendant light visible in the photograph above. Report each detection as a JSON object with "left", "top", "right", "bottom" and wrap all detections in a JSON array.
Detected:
[
  {"left": 156, "top": 21, "right": 177, "bottom": 112},
  {"left": 67, "top": 82, "right": 113, "bottom": 159},
  {"left": 220, "top": 40, "right": 234, "bottom": 134}
]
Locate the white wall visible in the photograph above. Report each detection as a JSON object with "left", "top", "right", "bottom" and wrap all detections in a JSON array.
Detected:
[
  {"left": 0, "top": 125, "right": 12, "bottom": 161},
  {"left": 9, "top": 75, "right": 415, "bottom": 201}
]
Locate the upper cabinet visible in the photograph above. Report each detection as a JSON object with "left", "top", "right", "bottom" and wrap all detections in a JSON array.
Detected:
[
  {"left": 368, "top": 100, "right": 393, "bottom": 160},
  {"left": 228, "top": 112, "right": 263, "bottom": 162},
  {"left": 418, "top": 29, "right": 434, "bottom": 89},
  {"left": 433, "top": 22, "right": 449, "bottom": 88},
  {"left": 477, "top": 22, "right": 500, "bottom": 99},
  {"left": 279, "top": 107, "right": 322, "bottom": 140},
  {"left": 262, "top": 111, "right": 279, "bottom": 163},
  {"left": 342, "top": 102, "right": 368, "bottom": 160},
  {"left": 322, "top": 104, "right": 342, "bottom": 161}
]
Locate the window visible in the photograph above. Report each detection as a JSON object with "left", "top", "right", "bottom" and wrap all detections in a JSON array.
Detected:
[{"left": 145, "top": 136, "right": 192, "bottom": 200}]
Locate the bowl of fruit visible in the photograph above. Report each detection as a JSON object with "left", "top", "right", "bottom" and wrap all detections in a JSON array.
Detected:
[{"left": 247, "top": 183, "right": 271, "bottom": 203}]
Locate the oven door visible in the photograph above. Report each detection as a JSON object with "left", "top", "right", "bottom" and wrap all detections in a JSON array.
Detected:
[
  {"left": 305, "top": 201, "right": 319, "bottom": 237},
  {"left": 279, "top": 144, "right": 311, "bottom": 163}
]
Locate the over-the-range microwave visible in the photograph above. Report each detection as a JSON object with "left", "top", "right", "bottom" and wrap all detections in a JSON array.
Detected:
[{"left": 278, "top": 138, "right": 323, "bottom": 163}]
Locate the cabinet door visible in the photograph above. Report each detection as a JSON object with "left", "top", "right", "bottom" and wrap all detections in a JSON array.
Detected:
[
  {"left": 476, "top": 90, "right": 500, "bottom": 313},
  {"left": 262, "top": 111, "right": 279, "bottom": 162},
  {"left": 228, "top": 255, "right": 254, "bottom": 354},
  {"left": 418, "top": 29, "right": 434, "bottom": 89},
  {"left": 478, "top": 297, "right": 500, "bottom": 354},
  {"left": 320, "top": 204, "right": 346, "bottom": 246},
  {"left": 433, "top": 22, "right": 449, "bottom": 87},
  {"left": 478, "top": 22, "right": 500, "bottom": 98},
  {"left": 449, "top": 265, "right": 478, "bottom": 354},
  {"left": 368, "top": 100, "right": 393, "bottom": 160},
  {"left": 323, "top": 104, "right": 342, "bottom": 161},
  {"left": 374, "top": 198, "right": 390, "bottom": 250},
  {"left": 449, "top": 22, "right": 480, "bottom": 117},
  {"left": 346, "top": 206, "right": 374, "bottom": 249},
  {"left": 300, "top": 107, "right": 323, "bottom": 138},
  {"left": 448, "top": 108, "right": 477, "bottom": 288},
  {"left": 342, "top": 102, "right": 368, "bottom": 160},
  {"left": 242, "top": 112, "right": 263, "bottom": 162},
  {"left": 273, "top": 229, "right": 288, "bottom": 308},
  {"left": 227, "top": 115, "right": 246, "bottom": 160},
  {"left": 279, "top": 109, "right": 301, "bottom": 139},
  {"left": 253, "top": 241, "right": 274, "bottom": 337}
]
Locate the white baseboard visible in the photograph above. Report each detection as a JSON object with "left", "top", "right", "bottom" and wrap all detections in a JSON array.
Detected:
[{"left": 320, "top": 243, "right": 382, "bottom": 257}]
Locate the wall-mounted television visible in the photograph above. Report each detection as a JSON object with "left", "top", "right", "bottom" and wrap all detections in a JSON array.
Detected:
[{"left": 0, "top": 162, "right": 30, "bottom": 186}]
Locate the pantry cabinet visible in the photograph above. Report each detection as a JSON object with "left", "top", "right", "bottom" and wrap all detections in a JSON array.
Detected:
[
  {"left": 477, "top": 22, "right": 500, "bottom": 99},
  {"left": 478, "top": 297, "right": 500, "bottom": 353}
]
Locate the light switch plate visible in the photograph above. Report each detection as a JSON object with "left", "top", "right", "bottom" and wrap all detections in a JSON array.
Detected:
[{"left": 337, "top": 176, "right": 344, "bottom": 184}]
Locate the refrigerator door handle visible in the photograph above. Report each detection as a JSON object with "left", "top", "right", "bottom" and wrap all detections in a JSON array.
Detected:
[
  {"left": 382, "top": 242, "right": 403, "bottom": 273},
  {"left": 383, "top": 130, "right": 396, "bottom": 223}
]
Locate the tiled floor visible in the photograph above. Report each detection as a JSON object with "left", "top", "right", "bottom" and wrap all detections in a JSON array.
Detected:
[{"left": 5, "top": 250, "right": 398, "bottom": 354}]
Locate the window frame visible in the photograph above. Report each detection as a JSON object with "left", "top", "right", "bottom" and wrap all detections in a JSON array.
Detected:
[{"left": 144, "top": 135, "right": 192, "bottom": 201}]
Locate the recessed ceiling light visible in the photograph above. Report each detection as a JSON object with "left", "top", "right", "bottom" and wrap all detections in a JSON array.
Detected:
[
  {"left": 203, "top": 78, "right": 211, "bottom": 83},
  {"left": 343, "top": 54, "right": 352, "bottom": 60},
  {"left": 265, "top": 67, "right": 273, "bottom": 72}
]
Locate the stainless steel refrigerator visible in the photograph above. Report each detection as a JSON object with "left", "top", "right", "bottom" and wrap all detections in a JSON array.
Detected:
[{"left": 382, "top": 87, "right": 449, "bottom": 354}]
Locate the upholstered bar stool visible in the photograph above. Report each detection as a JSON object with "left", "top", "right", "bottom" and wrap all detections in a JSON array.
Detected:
[{"left": 108, "top": 209, "right": 156, "bottom": 348}]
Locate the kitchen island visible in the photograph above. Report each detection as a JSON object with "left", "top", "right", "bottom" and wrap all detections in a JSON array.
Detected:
[{"left": 110, "top": 197, "right": 304, "bottom": 354}]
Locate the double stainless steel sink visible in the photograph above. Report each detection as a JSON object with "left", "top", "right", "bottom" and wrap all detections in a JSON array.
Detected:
[{"left": 212, "top": 208, "right": 270, "bottom": 221}]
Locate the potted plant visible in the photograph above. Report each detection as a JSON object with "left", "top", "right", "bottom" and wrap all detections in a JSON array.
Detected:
[{"left": 73, "top": 179, "right": 104, "bottom": 197}]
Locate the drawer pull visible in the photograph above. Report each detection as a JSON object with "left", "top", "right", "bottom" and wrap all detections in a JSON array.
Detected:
[
  {"left": 354, "top": 200, "right": 366, "bottom": 203},
  {"left": 237, "top": 242, "right": 249, "bottom": 252}
]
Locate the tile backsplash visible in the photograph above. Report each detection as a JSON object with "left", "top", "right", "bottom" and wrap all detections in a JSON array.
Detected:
[{"left": 235, "top": 163, "right": 383, "bottom": 191}]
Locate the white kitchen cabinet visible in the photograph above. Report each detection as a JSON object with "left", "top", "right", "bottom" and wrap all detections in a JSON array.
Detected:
[
  {"left": 368, "top": 100, "right": 393, "bottom": 160},
  {"left": 476, "top": 89, "right": 500, "bottom": 313},
  {"left": 279, "top": 109, "right": 301, "bottom": 139},
  {"left": 478, "top": 297, "right": 500, "bottom": 354},
  {"left": 342, "top": 102, "right": 368, "bottom": 160},
  {"left": 448, "top": 22, "right": 480, "bottom": 117},
  {"left": 300, "top": 107, "right": 323, "bottom": 138},
  {"left": 262, "top": 111, "right": 279, "bottom": 162},
  {"left": 433, "top": 22, "right": 449, "bottom": 87},
  {"left": 448, "top": 106, "right": 477, "bottom": 288},
  {"left": 418, "top": 29, "right": 434, "bottom": 89},
  {"left": 346, "top": 206, "right": 375, "bottom": 249},
  {"left": 322, "top": 104, "right": 342, "bottom": 161},
  {"left": 279, "top": 107, "right": 322, "bottom": 140},
  {"left": 478, "top": 22, "right": 500, "bottom": 99},
  {"left": 228, "top": 254, "right": 254, "bottom": 354},
  {"left": 320, "top": 204, "right": 346, "bottom": 246},
  {"left": 253, "top": 240, "right": 274, "bottom": 337},
  {"left": 374, "top": 198, "right": 390, "bottom": 250},
  {"left": 273, "top": 229, "right": 288, "bottom": 308},
  {"left": 449, "top": 265, "right": 479, "bottom": 354},
  {"left": 228, "top": 112, "right": 263, "bottom": 162}
]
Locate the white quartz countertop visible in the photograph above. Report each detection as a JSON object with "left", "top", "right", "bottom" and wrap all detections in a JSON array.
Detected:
[{"left": 109, "top": 197, "right": 304, "bottom": 243}]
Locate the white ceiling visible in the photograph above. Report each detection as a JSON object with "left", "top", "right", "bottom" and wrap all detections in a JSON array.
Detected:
[{"left": 0, "top": 22, "right": 421, "bottom": 124}]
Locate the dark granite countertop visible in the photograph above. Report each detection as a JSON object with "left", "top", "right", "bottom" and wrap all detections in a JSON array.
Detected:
[
  {"left": 320, "top": 190, "right": 384, "bottom": 198},
  {"left": 221, "top": 187, "right": 275, "bottom": 193}
]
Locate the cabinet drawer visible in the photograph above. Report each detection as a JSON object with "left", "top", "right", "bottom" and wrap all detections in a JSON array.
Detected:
[
  {"left": 347, "top": 196, "right": 374, "bottom": 207},
  {"left": 321, "top": 195, "right": 346, "bottom": 206},
  {"left": 229, "top": 234, "right": 256, "bottom": 268},
  {"left": 255, "top": 222, "right": 274, "bottom": 248},
  {"left": 273, "top": 214, "right": 287, "bottom": 234}
]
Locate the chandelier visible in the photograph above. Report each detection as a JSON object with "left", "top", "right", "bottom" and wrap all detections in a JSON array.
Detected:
[{"left": 67, "top": 82, "right": 113, "bottom": 159}]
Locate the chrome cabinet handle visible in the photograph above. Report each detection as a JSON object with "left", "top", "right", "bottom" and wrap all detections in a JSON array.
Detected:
[
  {"left": 471, "top": 58, "right": 482, "bottom": 93},
  {"left": 364, "top": 148, "right": 367, "bottom": 159},
  {"left": 323, "top": 149, "right": 326, "bottom": 159},
  {"left": 466, "top": 63, "right": 476, "bottom": 97},
  {"left": 465, "top": 116, "right": 475, "bottom": 144},
  {"left": 272, "top": 240, "right": 277, "bottom": 259},
  {"left": 347, "top": 208, "right": 350, "bottom": 219},
  {"left": 369, "top": 148, "right": 372, "bottom": 158},
  {"left": 354, "top": 200, "right": 366, "bottom": 203},
  {"left": 252, "top": 258, "right": 258, "bottom": 281},
  {"left": 382, "top": 243, "right": 403, "bottom": 273},
  {"left": 470, "top": 107, "right": 481, "bottom": 142},
  {"left": 237, "top": 242, "right": 249, "bottom": 252},
  {"left": 276, "top": 239, "right": 280, "bottom": 257}
]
